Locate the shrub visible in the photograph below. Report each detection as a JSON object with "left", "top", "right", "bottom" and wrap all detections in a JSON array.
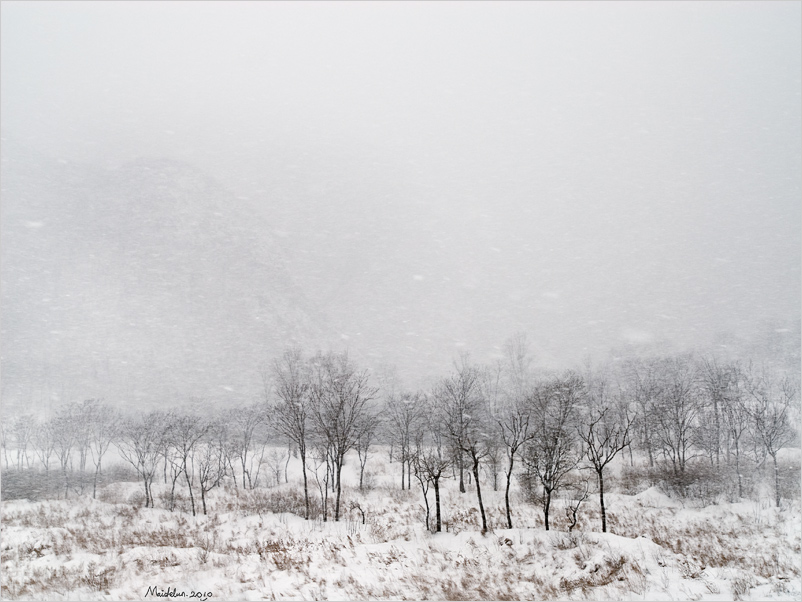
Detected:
[
  {"left": 80, "top": 561, "right": 116, "bottom": 593},
  {"left": 614, "top": 460, "right": 758, "bottom": 504},
  {"left": 222, "top": 486, "right": 322, "bottom": 519},
  {"left": 612, "top": 463, "right": 660, "bottom": 496}
]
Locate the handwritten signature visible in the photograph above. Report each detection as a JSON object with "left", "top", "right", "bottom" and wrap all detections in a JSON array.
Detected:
[{"left": 145, "top": 586, "right": 213, "bottom": 601}]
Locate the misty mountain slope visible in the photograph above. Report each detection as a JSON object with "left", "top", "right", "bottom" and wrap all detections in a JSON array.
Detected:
[{"left": 1, "top": 142, "right": 328, "bottom": 412}]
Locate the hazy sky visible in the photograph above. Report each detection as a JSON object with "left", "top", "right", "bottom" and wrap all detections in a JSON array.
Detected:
[{"left": 2, "top": 1, "right": 800, "bottom": 400}]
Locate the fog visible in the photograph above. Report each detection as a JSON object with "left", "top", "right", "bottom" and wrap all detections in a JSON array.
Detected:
[{"left": 2, "top": 1, "right": 800, "bottom": 412}]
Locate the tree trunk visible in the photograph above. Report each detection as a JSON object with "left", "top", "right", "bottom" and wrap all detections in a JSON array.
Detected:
[
  {"left": 147, "top": 477, "right": 155, "bottom": 508},
  {"left": 170, "top": 477, "right": 177, "bottom": 512},
  {"left": 434, "top": 478, "right": 442, "bottom": 533},
  {"left": 285, "top": 444, "right": 291, "bottom": 484},
  {"left": 141, "top": 473, "right": 148, "bottom": 507},
  {"left": 334, "top": 461, "right": 342, "bottom": 521},
  {"left": 419, "top": 480, "right": 430, "bottom": 531},
  {"left": 93, "top": 461, "right": 101, "bottom": 499},
  {"left": 599, "top": 470, "right": 607, "bottom": 533},
  {"left": 301, "top": 452, "right": 310, "bottom": 520},
  {"left": 184, "top": 464, "right": 196, "bottom": 516},
  {"left": 714, "top": 398, "right": 720, "bottom": 466},
  {"left": 544, "top": 490, "right": 551, "bottom": 531},
  {"left": 322, "top": 468, "right": 329, "bottom": 522},
  {"left": 201, "top": 487, "right": 207, "bottom": 515},
  {"left": 772, "top": 452, "right": 781, "bottom": 508},
  {"left": 458, "top": 452, "right": 465, "bottom": 493},
  {"left": 471, "top": 454, "right": 487, "bottom": 533},
  {"left": 227, "top": 456, "right": 238, "bottom": 489},
  {"left": 505, "top": 456, "right": 515, "bottom": 529}
]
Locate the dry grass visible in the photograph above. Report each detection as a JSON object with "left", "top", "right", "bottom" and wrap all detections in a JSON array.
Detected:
[{"left": 2, "top": 459, "right": 800, "bottom": 601}]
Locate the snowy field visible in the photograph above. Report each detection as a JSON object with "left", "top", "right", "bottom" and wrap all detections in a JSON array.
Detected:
[{"left": 2, "top": 449, "right": 800, "bottom": 601}]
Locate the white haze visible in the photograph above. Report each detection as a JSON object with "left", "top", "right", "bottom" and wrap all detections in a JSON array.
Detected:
[{"left": 1, "top": 1, "right": 800, "bottom": 411}]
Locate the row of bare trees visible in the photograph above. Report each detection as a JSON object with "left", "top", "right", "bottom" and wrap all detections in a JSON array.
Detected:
[
  {"left": 1, "top": 400, "right": 270, "bottom": 514},
  {"left": 2, "top": 341, "right": 798, "bottom": 529},
  {"left": 379, "top": 338, "right": 798, "bottom": 534},
  {"left": 1, "top": 400, "right": 120, "bottom": 499},
  {"left": 623, "top": 354, "right": 799, "bottom": 506},
  {"left": 383, "top": 359, "right": 620, "bottom": 534}
]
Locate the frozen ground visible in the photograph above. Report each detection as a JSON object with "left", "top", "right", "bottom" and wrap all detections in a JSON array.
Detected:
[{"left": 2, "top": 451, "right": 800, "bottom": 601}]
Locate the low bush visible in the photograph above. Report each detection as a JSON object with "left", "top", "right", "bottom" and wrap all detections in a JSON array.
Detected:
[
  {"left": 614, "top": 459, "right": 759, "bottom": 504},
  {"left": 222, "top": 486, "right": 322, "bottom": 519}
]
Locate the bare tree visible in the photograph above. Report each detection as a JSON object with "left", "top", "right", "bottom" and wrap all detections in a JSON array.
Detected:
[
  {"left": 522, "top": 372, "right": 583, "bottom": 531},
  {"left": 162, "top": 423, "right": 187, "bottom": 512},
  {"left": 651, "top": 354, "right": 701, "bottom": 477},
  {"left": 577, "top": 373, "right": 634, "bottom": 533},
  {"left": 271, "top": 348, "right": 313, "bottom": 519},
  {"left": 480, "top": 362, "right": 505, "bottom": 494},
  {"left": 33, "top": 420, "right": 56, "bottom": 475},
  {"left": 264, "top": 447, "right": 288, "bottom": 487},
  {"left": 118, "top": 411, "right": 168, "bottom": 508},
  {"left": 621, "top": 357, "right": 663, "bottom": 467},
  {"left": 494, "top": 394, "right": 534, "bottom": 529},
  {"left": 51, "top": 406, "right": 77, "bottom": 499},
  {"left": 564, "top": 476, "right": 591, "bottom": 533},
  {"left": 489, "top": 332, "right": 539, "bottom": 529},
  {"left": 484, "top": 436, "right": 503, "bottom": 492},
  {"left": 167, "top": 410, "right": 210, "bottom": 516},
  {"left": 435, "top": 358, "right": 491, "bottom": 533},
  {"left": 72, "top": 400, "right": 99, "bottom": 494},
  {"left": 225, "top": 403, "right": 267, "bottom": 489},
  {"left": 309, "top": 351, "right": 378, "bottom": 521},
  {"left": 11, "top": 414, "right": 36, "bottom": 470},
  {"left": 196, "top": 419, "right": 230, "bottom": 515},
  {"left": 85, "top": 400, "right": 120, "bottom": 499},
  {"left": 412, "top": 450, "right": 432, "bottom": 531},
  {"left": 405, "top": 396, "right": 450, "bottom": 533},
  {"left": 721, "top": 364, "right": 750, "bottom": 498},
  {"left": 385, "top": 390, "right": 424, "bottom": 490},
  {"left": 355, "top": 412, "right": 381, "bottom": 491},
  {"left": 744, "top": 365, "right": 799, "bottom": 507},
  {"left": 309, "top": 439, "right": 332, "bottom": 520},
  {"left": 698, "top": 357, "right": 732, "bottom": 466}
]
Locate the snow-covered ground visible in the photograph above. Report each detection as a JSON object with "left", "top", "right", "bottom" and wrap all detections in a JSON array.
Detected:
[{"left": 2, "top": 450, "right": 800, "bottom": 601}]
